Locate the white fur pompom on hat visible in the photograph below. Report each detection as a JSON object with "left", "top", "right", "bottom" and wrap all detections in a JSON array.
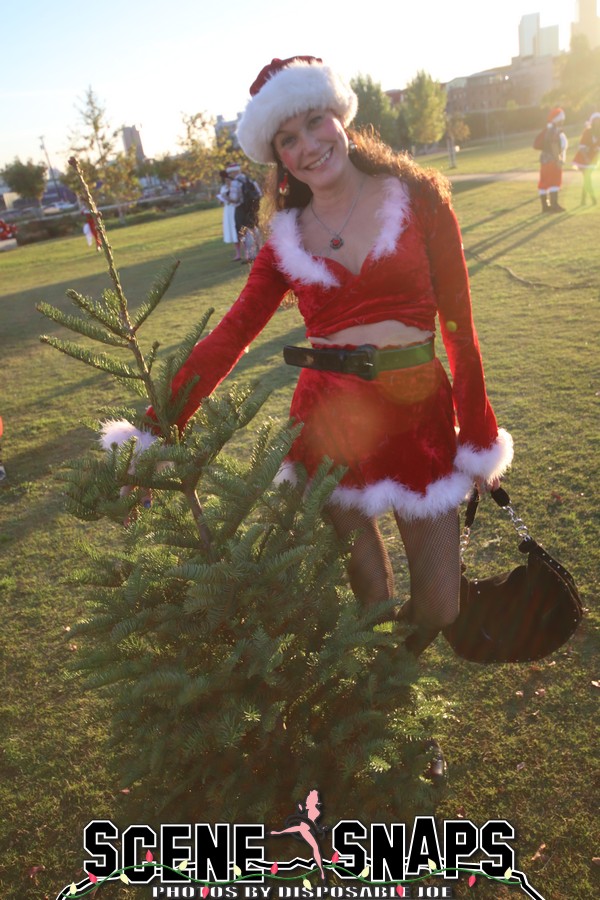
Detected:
[{"left": 236, "top": 56, "right": 358, "bottom": 164}]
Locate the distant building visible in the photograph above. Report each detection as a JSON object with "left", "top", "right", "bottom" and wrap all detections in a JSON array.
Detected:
[
  {"left": 386, "top": 11, "right": 561, "bottom": 119},
  {"left": 572, "top": 0, "right": 600, "bottom": 48},
  {"left": 444, "top": 78, "right": 468, "bottom": 115},
  {"left": 385, "top": 89, "right": 406, "bottom": 109},
  {"left": 518, "top": 12, "right": 559, "bottom": 58},
  {"left": 537, "top": 24, "right": 560, "bottom": 56},
  {"left": 519, "top": 13, "right": 540, "bottom": 56},
  {"left": 121, "top": 126, "right": 145, "bottom": 163},
  {"left": 215, "top": 114, "right": 242, "bottom": 148},
  {"left": 464, "top": 67, "right": 511, "bottom": 112},
  {"left": 507, "top": 55, "right": 557, "bottom": 107}
]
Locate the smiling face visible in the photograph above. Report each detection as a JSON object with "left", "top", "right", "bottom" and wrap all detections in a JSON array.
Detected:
[{"left": 273, "top": 109, "right": 350, "bottom": 192}]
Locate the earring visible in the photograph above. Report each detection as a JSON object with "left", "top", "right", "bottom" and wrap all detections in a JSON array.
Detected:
[
  {"left": 278, "top": 170, "right": 290, "bottom": 196},
  {"left": 348, "top": 140, "right": 357, "bottom": 153}
]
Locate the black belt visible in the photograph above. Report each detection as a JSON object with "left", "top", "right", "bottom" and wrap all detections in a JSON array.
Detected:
[{"left": 283, "top": 340, "right": 435, "bottom": 381}]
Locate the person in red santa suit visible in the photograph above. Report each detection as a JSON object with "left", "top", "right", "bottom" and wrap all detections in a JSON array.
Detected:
[
  {"left": 537, "top": 107, "right": 568, "bottom": 213},
  {"left": 102, "top": 56, "right": 513, "bottom": 661}
]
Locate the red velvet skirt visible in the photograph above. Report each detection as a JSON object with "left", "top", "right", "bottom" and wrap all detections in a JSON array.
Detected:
[
  {"left": 283, "top": 358, "right": 471, "bottom": 518},
  {"left": 538, "top": 161, "right": 563, "bottom": 190}
]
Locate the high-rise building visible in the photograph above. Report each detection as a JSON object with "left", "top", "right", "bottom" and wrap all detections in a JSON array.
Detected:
[
  {"left": 518, "top": 13, "right": 560, "bottom": 57},
  {"left": 519, "top": 13, "right": 540, "bottom": 56},
  {"left": 572, "top": 0, "right": 600, "bottom": 48},
  {"left": 121, "top": 126, "right": 145, "bottom": 163},
  {"left": 537, "top": 24, "right": 560, "bottom": 56}
]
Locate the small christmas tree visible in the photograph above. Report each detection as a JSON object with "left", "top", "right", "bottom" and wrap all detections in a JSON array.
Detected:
[{"left": 38, "top": 159, "right": 445, "bottom": 828}]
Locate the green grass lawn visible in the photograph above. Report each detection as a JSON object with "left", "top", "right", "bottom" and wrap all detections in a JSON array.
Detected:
[{"left": 0, "top": 149, "right": 599, "bottom": 900}]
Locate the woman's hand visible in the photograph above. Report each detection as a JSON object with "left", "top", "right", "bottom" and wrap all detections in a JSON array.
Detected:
[{"left": 475, "top": 475, "right": 501, "bottom": 494}]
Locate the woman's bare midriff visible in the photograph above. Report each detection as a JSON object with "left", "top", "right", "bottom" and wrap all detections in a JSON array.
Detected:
[{"left": 309, "top": 320, "right": 433, "bottom": 349}]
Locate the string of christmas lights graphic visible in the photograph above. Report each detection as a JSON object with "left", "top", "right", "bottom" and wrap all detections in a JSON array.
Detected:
[{"left": 57, "top": 853, "right": 546, "bottom": 900}]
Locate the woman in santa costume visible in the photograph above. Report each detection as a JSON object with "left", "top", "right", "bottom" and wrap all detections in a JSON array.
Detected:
[
  {"left": 103, "top": 56, "right": 513, "bottom": 661},
  {"left": 537, "top": 107, "right": 568, "bottom": 213},
  {"left": 573, "top": 112, "right": 600, "bottom": 206}
]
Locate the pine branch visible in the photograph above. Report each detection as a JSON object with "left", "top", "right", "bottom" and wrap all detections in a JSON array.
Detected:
[
  {"left": 64, "top": 288, "right": 130, "bottom": 337},
  {"left": 67, "top": 157, "right": 164, "bottom": 420},
  {"left": 40, "top": 335, "right": 142, "bottom": 378},
  {"left": 182, "top": 485, "right": 213, "bottom": 553},
  {"left": 36, "top": 302, "right": 130, "bottom": 348},
  {"left": 68, "top": 157, "right": 131, "bottom": 325}
]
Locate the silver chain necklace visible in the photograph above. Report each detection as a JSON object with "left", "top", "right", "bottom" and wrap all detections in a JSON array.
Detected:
[{"left": 309, "top": 178, "right": 365, "bottom": 250}]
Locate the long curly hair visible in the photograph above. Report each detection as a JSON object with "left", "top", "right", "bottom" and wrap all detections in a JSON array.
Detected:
[{"left": 259, "top": 126, "right": 451, "bottom": 226}]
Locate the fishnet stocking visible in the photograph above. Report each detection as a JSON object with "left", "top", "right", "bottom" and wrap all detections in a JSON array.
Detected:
[
  {"left": 327, "top": 503, "right": 461, "bottom": 631},
  {"left": 394, "top": 508, "right": 461, "bottom": 630}
]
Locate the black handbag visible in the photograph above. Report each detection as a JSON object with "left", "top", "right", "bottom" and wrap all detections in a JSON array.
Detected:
[{"left": 443, "top": 487, "right": 583, "bottom": 663}]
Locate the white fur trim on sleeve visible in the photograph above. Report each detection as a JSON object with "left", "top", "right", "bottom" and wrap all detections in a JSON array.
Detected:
[
  {"left": 454, "top": 428, "right": 514, "bottom": 481},
  {"left": 99, "top": 419, "right": 157, "bottom": 453}
]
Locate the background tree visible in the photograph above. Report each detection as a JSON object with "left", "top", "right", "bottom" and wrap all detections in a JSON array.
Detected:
[
  {"left": 151, "top": 152, "right": 181, "bottom": 186},
  {"left": 1, "top": 158, "right": 47, "bottom": 205},
  {"left": 445, "top": 113, "right": 471, "bottom": 167},
  {"left": 208, "top": 123, "right": 265, "bottom": 190},
  {"left": 101, "top": 146, "right": 142, "bottom": 218},
  {"left": 544, "top": 35, "right": 600, "bottom": 111},
  {"left": 446, "top": 113, "right": 470, "bottom": 145},
  {"left": 351, "top": 74, "right": 401, "bottom": 147},
  {"left": 177, "top": 111, "right": 215, "bottom": 190},
  {"left": 70, "top": 86, "right": 115, "bottom": 170},
  {"left": 401, "top": 71, "right": 448, "bottom": 148},
  {"left": 63, "top": 86, "right": 141, "bottom": 212}
]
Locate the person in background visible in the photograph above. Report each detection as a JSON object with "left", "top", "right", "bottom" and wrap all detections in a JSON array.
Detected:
[
  {"left": 227, "top": 163, "right": 263, "bottom": 262},
  {"left": 80, "top": 202, "right": 102, "bottom": 250},
  {"left": 217, "top": 168, "right": 242, "bottom": 259},
  {"left": 573, "top": 112, "right": 600, "bottom": 206},
  {"left": 537, "top": 108, "right": 568, "bottom": 213}
]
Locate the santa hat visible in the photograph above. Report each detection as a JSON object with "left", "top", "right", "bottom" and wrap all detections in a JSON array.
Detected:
[
  {"left": 236, "top": 56, "right": 358, "bottom": 164},
  {"left": 547, "top": 107, "right": 565, "bottom": 124}
]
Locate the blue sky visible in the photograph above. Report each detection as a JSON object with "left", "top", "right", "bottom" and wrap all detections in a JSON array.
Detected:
[{"left": 1, "top": 0, "right": 579, "bottom": 172}]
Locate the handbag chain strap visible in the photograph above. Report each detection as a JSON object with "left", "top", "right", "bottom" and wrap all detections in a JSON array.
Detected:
[
  {"left": 503, "top": 502, "right": 531, "bottom": 541},
  {"left": 459, "top": 523, "right": 472, "bottom": 562},
  {"left": 460, "top": 487, "right": 531, "bottom": 562}
]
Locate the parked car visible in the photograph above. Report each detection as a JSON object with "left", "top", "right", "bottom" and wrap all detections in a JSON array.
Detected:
[{"left": 0, "top": 218, "right": 17, "bottom": 240}]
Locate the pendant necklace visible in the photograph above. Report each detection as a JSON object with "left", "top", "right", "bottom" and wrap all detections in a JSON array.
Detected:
[{"left": 310, "top": 177, "right": 365, "bottom": 250}]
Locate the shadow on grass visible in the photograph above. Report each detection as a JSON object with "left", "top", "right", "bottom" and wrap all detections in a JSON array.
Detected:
[
  {"left": 465, "top": 209, "right": 571, "bottom": 275},
  {"left": 2, "top": 312, "right": 306, "bottom": 546},
  {"left": 2, "top": 240, "right": 250, "bottom": 351},
  {"left": 458, "top": 196, "right": 537, "bottom": 232},
  {"left": 1, "top": 424, "right": 94, "bottom": 483}
]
